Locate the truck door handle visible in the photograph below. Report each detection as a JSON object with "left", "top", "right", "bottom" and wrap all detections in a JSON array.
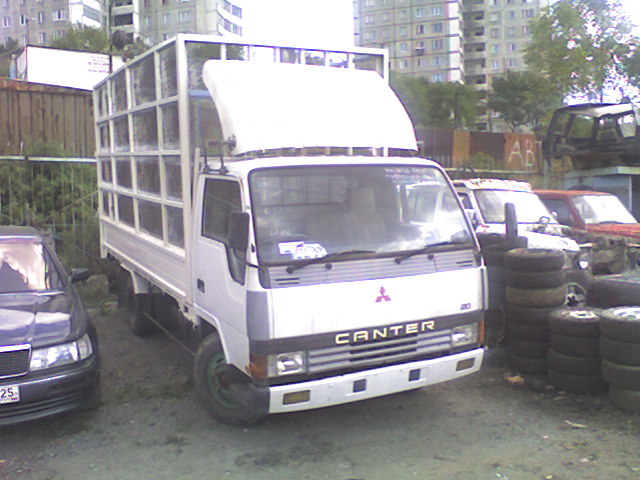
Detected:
[{"left": 197, "top": 279, "right": 205, "bottom": 292}]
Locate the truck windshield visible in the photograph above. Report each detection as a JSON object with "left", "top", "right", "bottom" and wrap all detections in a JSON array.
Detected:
[
  {"left": 475, "top": 190, "right": 557, "bottom": 224},
  {"left": 571, "top": 194, "right": 637, "bottom": 225},
  {"left": 250, "top": 164, "right": 473, "bottom": 264}
]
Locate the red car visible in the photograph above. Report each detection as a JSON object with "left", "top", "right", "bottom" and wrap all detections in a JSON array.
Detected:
[{"left": 536, "top": 189, "right": 640, "bottom": 242}]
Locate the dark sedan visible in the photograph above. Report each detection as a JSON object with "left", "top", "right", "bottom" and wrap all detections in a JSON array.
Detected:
[{"left": 0, "top": 227, "right": 100, "bottom": 425}]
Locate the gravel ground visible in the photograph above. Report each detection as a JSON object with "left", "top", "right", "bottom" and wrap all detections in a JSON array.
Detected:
[{"left": 1, "top": 289, "right": 640, "bottom": 480}]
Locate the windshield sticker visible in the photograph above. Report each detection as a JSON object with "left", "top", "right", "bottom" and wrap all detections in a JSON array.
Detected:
[
  {"left": 383, "top": 167, "right": 440, "bottom": 185},
  {"left": 278, "top": 242, "right": 327, "bottom": 260}
]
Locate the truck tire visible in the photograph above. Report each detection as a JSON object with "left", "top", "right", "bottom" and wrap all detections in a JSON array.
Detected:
[
  {"left": 506, "top": 320, "right": 550, "bottom": 342},
  {"left": 505, "top": 285, "right": 568, "bottom": 308},
  {"left": 548, "top": 308, "right": 602, "bottom": 337},
  {"left": 504, "top": 248, "right": 565, "bottom": 272},
  {"left": 599, "top": 307, "right": 640, "bottom": 342},
  {"left": 549, "top": 333, "right": 600, "bottom": 358},
  {"left": 506, "top": 337, "right": 549, "bottom": 358},
  {"left": 194, "top": 333, "right": 267, "bottom": 427},
  {"left": 546, "top": 349, "right": 601, "bottom": 376},
  {"left": 547, "top": 369, "right": 608, "bottom": 394},
  {"left": 599, "top": 336, "right": 640, "bottom": 366},
  {"left": 505, "top": 304, "right": 557, "bottom": 325},
  {"left": 504, "top": 269, "right": 565, "bottom": 289},
  {"left": 609, "top": 386, "right": 640, "bottom": 413},
  {"left": 587, "top": 275, "right": 640, "bottom": 309},
  {"left": 565, "top": 269, "right": 593, "bottom": 308},
  {"left": 602, "top": 359, "right": 640, "bottom": 390},
  {"left": 507, "top": 352, "right": 547, "bottom": 374},
  {"left": 124, "top": 278, "right": 156, "bottom": 336}
]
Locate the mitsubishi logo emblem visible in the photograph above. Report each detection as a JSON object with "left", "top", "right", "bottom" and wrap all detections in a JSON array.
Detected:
[{"left": 376, "top": 286, "right": 391, "bottom": 302}]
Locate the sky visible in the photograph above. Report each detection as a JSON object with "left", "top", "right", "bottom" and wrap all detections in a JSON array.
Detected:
[{"left": 619, "top": 0, "right": 640, "bottom": 33}]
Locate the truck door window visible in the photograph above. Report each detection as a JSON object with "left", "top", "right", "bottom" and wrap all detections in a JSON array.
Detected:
[
  {"left": 202, "top": 179, "right": 242, "bottom": 243},
  {"left": 541, "top": 198, "right": 575, "bottom": 226}
]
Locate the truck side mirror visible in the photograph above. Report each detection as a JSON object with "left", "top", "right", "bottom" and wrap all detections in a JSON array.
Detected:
[
  {"left": 227, "top": 211, "right": 250, "bottom": 252},
  {"left": 505, "top": 202, "right": 518, "bottom": 238}
]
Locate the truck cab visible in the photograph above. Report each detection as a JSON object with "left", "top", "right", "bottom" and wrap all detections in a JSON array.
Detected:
[{"left": 453, "top": 178, "right": 579, "bottom": 252}]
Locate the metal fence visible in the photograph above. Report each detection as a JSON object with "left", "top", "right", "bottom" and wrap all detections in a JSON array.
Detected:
[{"left": 0, "top": 157, "right": 99, "bottom": 269}]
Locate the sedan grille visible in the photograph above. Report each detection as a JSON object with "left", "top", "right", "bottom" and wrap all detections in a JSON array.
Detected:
[{"left": 0, "top": 345, "right": 30, "bottom": 379}]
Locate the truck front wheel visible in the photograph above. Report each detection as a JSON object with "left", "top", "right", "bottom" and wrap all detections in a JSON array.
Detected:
[{"left": 194, "top": 333, "right": 267, "bottom": 426}]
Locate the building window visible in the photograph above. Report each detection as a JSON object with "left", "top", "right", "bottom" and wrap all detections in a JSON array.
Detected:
[
  {"left": 522, "top": 25, "right": 529, "bottom": 35},
  {"left": 38, "top": 32, "right": 46, "bottom": 44},
  {"left": 506, "top": 27, "right": 515, "bottom": 36},
  {"left": 365, "top": 30, "right": 376, "bottom": 41},
  {"left": 1, "top": 0, "right": 8, "bottom": 6},
  {"left": 416, "top": 24, "right": 424, "bottom": 34},
  {"left": 399, "top": 26, "right": 407, "bottom": 36},
  {"left": 491, "top": 60, "right": 500, "bottom": 70},
  {"left": 398, "top": 59, "right": 408, "bottom": 70},
  {"left": 433, "top": 73, "right": 444, "bottom": 82},
  {"left": 417, "top": 58, "right": 424, "bottom": 67},
  {"left": 364, "top": 14, "right": 374, "bottom": 24},
  {"left": 400, "top": 42, "right": 408, "bottom": 52},
  {"left": 491, "top": 44, "right": 500, "bottom": 54},
  {"left": 432, "top": 56, "right": 442, "bottom": 66},
  {"left": 489, "top": 12, "right": 500, "bottom": 22},
  {"left": 382, "top": 12, "right": 389, "bottom": 22},
  {"left": 20, "top": 15, "right": 28, "bottom": 26},
  {"left": 178, "top": 10, "right": 190, "bottom": 22},
  {"left": 432, "top": 39, "right": 443, "bottom": 50},
  {"left": 415, "top": 7, "right": 424, "bottom": 18},
  {"left": 399, "top": 9, "right": 407, "bottom": 19},
  {"left": 508, "top": 43, "right": 517, "bottom": 52},
  {"left": 53, "top": 10, "right": 65, "bottom": 21},
  {"left": 145, "top": 16, "right": 152, "bottom": 26},
  {"left": 163, "top": 13, "right": 171, "bottom": 24},
  {"left": 431, "top": 6, "right": 443, "bottom": 16},
  {"left": 382, "top": 28, "right": 389, "bottom": 38},
  {"left": 365, "top": 0, "right": 375, "bottom": 6},
  {"left": 508, "top": 11, "right": 516, "bottom": 20},
  {"left": 2, "top": 17, "right": 10, "bottom": 28},
  {"left": 522, "top": 9, "right": 534, "bottom": 18},
  {"left": 490, "top": 28, "right": 499, "bottom": 38},
  {"left": 492, "top": 0, "right": 499, "bottom": 4},
  {"left": 37, "top": 12, "right": 46, "bottom": 23},
  {"left": 432, "top": 22, "right": 443, "bottom": 33},
  {"left": 508, "top": 58, "right": 518, "bottom": 67}
]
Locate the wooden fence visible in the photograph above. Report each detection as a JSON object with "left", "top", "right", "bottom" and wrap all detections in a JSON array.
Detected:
[{"left": 0, "top": 78, "right": 94, "bottom": 158}]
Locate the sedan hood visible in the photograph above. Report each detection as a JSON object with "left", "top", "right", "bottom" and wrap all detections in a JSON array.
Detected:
[{"left": 0, "top": 292, "right": 81, "bottom": 347}]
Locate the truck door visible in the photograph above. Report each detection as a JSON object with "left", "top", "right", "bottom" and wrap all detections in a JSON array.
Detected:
[{"left": 193, "top": 177, "right": 247, "bottom": 341}]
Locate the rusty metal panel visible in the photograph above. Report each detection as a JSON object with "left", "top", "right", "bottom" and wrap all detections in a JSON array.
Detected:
[
  {"left": 417, "top": 128, "right": 455, "bottom": 167},
  {"left": 504, "top": 133, "right": 542, "bottom": 172},
  {"left": 451, "top": 130, "right": 471, "bottom": 168},
  {"left": 469, "top": 131, "right": 504, "bottom": 165},
  {"left": 0, "top": 90, "right": 8, "bottom": 155}
]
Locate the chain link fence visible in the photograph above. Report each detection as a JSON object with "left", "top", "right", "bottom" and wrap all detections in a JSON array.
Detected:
[{"left": 0, "top": 158, "right": 99, "bottom": 269}]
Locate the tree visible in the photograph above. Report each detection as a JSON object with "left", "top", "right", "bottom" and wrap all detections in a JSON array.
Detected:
[
  {"left": 51, "top": 25, "right": 111, "bottom": 53},
  {"left": 392, "top": 76, "right": 479, "bottom": 129},
  {"left": 487, "top": 70, "right": 563, "bottom": 132},
  {"left": 524, "top": 0, "right": 634, "bottom": 101}
]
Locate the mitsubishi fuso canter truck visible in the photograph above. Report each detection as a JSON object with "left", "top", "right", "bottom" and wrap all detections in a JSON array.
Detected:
[{"left": 93, "top": 35, "right": 486, "bottom": 426}]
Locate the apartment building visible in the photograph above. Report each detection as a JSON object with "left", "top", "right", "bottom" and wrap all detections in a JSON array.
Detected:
[
  {"left": 1, "top": 0, "right": 101, "bottom": 47},
  {"left": 104, "top": 0, "right": 244, "bottom": 46},
  {"left": 355, "top": 0, "right": 551, "bottom": 88}
]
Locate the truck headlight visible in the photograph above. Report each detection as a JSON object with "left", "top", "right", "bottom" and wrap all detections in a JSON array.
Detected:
[
  {"left": 30, "top": 334, "right": 94, "bottom": 371},
  {"left": 451, "top": 324, "right": 478, "bottom": 347},
  {"left": 269, "top": 351, "right": 306, "bottom": 377}
]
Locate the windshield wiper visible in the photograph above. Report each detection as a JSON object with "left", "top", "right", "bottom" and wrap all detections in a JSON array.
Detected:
[
  {"left": 394, "top": 241, "right": 466, "bottom": 264},
  {"left": 285, "top": 250, "right": 375, "bottom": 274}
]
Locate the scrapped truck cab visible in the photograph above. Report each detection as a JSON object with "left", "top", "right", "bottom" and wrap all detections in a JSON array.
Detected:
[{"left": 94, "top": 35, "right": 485, "bottom": 426}]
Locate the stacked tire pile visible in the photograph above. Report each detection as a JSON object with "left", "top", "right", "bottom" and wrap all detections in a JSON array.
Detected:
[
  {"left": 503, "top": 248, "right": 567, "bottom": 374},
  {"left": 600, "top": 307, "right": 640, "bottom": 413},
  {"left": 547, "top": 308, "right": 607, "bottom": 393},
  {"left": 477, "top": 234, "right": 527, "bottom": 346}
]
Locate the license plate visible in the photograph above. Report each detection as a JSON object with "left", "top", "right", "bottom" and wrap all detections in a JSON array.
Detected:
[{"left": 0, "top": 385, "right": 20, "bottom": 404}]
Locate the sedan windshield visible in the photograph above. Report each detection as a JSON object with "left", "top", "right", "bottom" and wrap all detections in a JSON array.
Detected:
[
  {"left": 571, "top": 194, "right": 637, "bottom": 225},
  {"left": 250, "top": 164, "right": 473, "bottom": 264},
  {"left": 0, "top": 240, "right": 63, "bottom": 293},
  {"left": 475, "top": 190, "right": 557, "bottom": 224}
]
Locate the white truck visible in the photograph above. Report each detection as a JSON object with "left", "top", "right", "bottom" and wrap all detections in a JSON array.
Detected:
[{"left": 93, "top": 34, "right": 486, "bottom": 425}]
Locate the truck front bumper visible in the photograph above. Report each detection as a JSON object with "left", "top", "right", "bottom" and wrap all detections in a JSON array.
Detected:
[{"left": 268, "top": 347, "right": 484, "bottom": 414}]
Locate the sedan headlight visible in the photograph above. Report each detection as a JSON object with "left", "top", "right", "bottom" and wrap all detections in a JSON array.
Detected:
[
  {"left": 451, "top": 324, "right": 478, "bottom": 348},
  {"left": 30, "top": 334, "right": 94, "bottom": 371}
]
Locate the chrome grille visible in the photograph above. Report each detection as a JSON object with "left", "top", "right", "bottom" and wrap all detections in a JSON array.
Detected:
[
  {"left": 0, "top": 345, "right": 30, "bottom": 379},
  {"left": 307, "top": 329, "right": 451, "bottom": 374}
]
